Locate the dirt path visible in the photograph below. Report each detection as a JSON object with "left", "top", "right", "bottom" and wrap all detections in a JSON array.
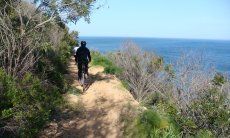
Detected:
[{"left": 40, "top": 57, "right": 139, "bottom": 138}]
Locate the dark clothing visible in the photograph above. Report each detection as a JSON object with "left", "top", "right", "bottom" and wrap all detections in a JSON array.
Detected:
[
  {"left": 75, "top": 46, "right": 91, "bottom": 79},
  {"left": 75, "top": 46, "right": 91, "bottom": 64},
  {"left": 77, "top": 62, "right": 88, "bottom": 80}
]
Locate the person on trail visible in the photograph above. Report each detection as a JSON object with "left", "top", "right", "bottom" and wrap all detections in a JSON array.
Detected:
[
  {"left": 73, "top": 44, "right": 79, "bottom": 62},
  {"left": 75, "top": 41, "right": 91, "bottom": 80}
]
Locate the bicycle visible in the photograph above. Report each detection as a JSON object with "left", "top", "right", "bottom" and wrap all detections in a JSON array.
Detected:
[{"left": 80, "top": 63, "right": 88, "bottom": 92}]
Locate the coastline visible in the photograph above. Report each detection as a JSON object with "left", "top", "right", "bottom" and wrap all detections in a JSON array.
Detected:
[{"left": 77, "top": 36, "right": 230, "bottom": 74}]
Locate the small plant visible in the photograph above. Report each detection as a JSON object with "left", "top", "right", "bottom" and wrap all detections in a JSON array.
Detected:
[
  {"left": 124, "top": 109, "right": 181, "bottom": 138},
  {"left": 166, "top": 87, "right": 230, "bottom": 137},
  {"left": 212, "top": 73, "right": 226, "bottom": 86},
  {"left": 91, "top": 51, "right": 122, "bottom": 75},
  {"left": 67, "top": 86, "right": 82, "bottom": 95},
  {"left": 112, "top": 42, "right": 169, "bottom": 102},
  {"left": 196, "top": 130, "right": 214, "bottom": 138},
  {"left": 0, "top": 70, "right": 62, "bottom": 137}
]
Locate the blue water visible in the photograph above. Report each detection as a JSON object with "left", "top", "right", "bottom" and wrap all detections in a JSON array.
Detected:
[{"left": 79, "top": 37, "right": 230, "bottom": 73}]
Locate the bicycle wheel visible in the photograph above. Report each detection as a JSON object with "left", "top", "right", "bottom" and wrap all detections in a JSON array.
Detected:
[{"left": 81, "top": 64, "right": 86, "bottom": 91}]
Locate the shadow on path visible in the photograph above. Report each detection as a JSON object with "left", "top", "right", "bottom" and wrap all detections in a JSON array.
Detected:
[
  {"left": 39, "top": 56, "right": 139, "bottom": 138},
  {"left": 83, "top": 73, "right": 114, "bottom": 92}
]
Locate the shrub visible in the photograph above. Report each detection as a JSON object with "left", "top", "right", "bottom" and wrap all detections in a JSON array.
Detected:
[
  {"left": 111, "top": 42, "right": 170, "bottom": 102},
  {"left": 212, "top": 73, "right": 226, "bottom": 86},
  {"left": 196, "top": 130, "right": 214, "bottom": 138},
  {"left": 125, "top": 109, "right": 181, "bottom": 138},
  {"left": 171, "top": 51, "right": 215, "bottom": 109},
  {"left": 190, "top": 88, "right": 229, "bottom": 136},
  {"left": 161, "top": 87, "right": 229, "bottom": 137},
  {"left": 112, "top": 44, "right": 229, "bottom": 137},
  {"left": 35, "top": 44, "right": 69, "bottom": 92},
  {"left": 0, "top": 69, "right": 62, "bottom": 137},
  {"left": 91, "top": 51, "right": 122, "bottom": 75}
]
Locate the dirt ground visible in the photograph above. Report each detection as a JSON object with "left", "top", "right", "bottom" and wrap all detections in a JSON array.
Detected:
[{"left": 40, "top": 57, "right": 139, "bottom": 138}]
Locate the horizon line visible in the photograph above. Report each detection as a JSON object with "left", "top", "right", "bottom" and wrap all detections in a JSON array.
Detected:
[{"left": 77, "top": 35, "right": 230, "bottom": 41}]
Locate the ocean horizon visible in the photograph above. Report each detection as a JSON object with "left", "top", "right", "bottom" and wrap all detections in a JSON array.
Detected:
[
  {"left": 78, "top": 36, "right": 230, "bottom": 74},
  {"left": 80, "top": 36, "right": 230, "bottom": 41}
]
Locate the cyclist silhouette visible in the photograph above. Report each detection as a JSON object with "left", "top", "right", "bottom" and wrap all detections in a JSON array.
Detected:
[{"left": 75, "top": 41, "right": 91, "bottom": 80}]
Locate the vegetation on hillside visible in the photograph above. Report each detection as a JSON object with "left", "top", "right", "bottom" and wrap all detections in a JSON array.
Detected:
[
  {"left": 0, "top": 0, "right": 229, "bottom": 137},
  {"left": 93, "top": 41, "right": 230, "bottom": 137},
  {"left": 91, "top": 51, "right": 122, "bottom": 75},
  {"left": 0, "top": 0, "right": 98, "bottom": 136}
]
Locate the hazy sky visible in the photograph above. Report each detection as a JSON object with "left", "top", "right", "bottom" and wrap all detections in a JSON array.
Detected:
[{"left": 68, "top": 0, "right": 230, "bottom": 40}]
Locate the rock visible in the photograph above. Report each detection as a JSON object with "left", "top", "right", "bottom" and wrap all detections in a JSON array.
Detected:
[
  {"left": 55, "top": 131, "right": 63, "bottom": 137},
  {"left": 69, "top": 120, "right": 76, "bottom": 126},
  {"left": 49, "top": 122, "right": 58, "bottom": 127},
  {"left": 62, "top": 123, "right": 69, "bottom": 128}
]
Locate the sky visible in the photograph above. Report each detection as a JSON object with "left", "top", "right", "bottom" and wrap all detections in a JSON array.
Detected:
[{"left": 68, "top": 0, "right": 230, "bottom": 40}]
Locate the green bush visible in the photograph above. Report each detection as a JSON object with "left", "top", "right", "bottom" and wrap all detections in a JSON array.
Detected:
[
  {"left": 138, "top": 88, "right": 229, "bottom": 137},
  {"left": 58, "top": 41, "right": 72, "bottom": 66},
  {"left": 212, "top": 73, "right": 226, "bottom": 86},
  {"left": 121, "top": 80, "right": 130, "bottom": 90},
  {"left": 161, "top": 87, "right": 229, "bottom": 137},
  {"left": 190, "top": 88, "right": 229, "bottom": 137},
  {"left": 91, "top": 51, "right": 122, "bottom": 75},
  {"left": 0, "top": 69, "right": 62, "bottom": 137},
  {"left": 0, "top": 31, "right": 73, "bottom": 136},
  {"left": 35, "top": 44, "right": 69, "bottom": 92},
  {"left": 125, "top": 109, "right": 181, "bottom": 138},
  {"left": 196, "top": 130, "right": 214, "bottom": 138}
]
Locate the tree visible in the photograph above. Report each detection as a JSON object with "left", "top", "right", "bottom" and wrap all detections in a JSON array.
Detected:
[
  {"left": 0, "top": 0, "right": 100, "bottom": 136},
  {"left": 32, "top": 0, "right": 97, "bottom": 24},
  {"left": 0, "top": 0, "right": 99, "bottom": 77}
]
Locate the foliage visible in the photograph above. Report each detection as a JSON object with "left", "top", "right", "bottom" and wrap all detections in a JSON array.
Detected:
[
  {"left": 67, "top": 86, "right": 82, "bottom": 96},
  {"left": 124, "top": 109, "right": 181, "bottom": 138},
  {"left": 0, "top": 0, "right": 93, "bottom": 137},
  {"left": 0, "top": 69, "right": 62, "bottom": 136},
  {"left": 110, "top": 42, "right": 229, "bottom": 137},
  {"left": 112, "top": 41, "right": 171, "bottom": 102},
  {"left": 33, "top": 0, "right": 98, "bottom": 23},
  {"left": 91, "top": 51, "right": 122, "bottom": 75},
  {"left": 190, "top": 88, "right": 229, "bottom": 136},
  {"left": 146, "top": 80, "right": 230, "bottom": 137},
  {"left": 0, "top": 0, "right": 95, "bottom": 77},
  {"left": 161, "top": 74, "right": 229, "bottom": 137},
  {"left": 196, "top": 130, "right": 214, "bottom": 138},
  {"left": 35, "top": 34, "right": 73, "bottom": 92},
  {"left": 126, "top": 89, "right": 227, "bottom": 138},
  {"left": 212, "top": 73, "right": 226, "bottom": 86}
]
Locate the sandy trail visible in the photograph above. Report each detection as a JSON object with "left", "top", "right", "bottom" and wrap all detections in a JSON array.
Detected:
[{"left": 40, "top": 57, "right": 138, "bottom": 138}]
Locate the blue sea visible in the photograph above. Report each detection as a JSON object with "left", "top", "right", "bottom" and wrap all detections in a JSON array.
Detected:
[{"left": 79, "top": 37, "right": 230, "bottom": 74}]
